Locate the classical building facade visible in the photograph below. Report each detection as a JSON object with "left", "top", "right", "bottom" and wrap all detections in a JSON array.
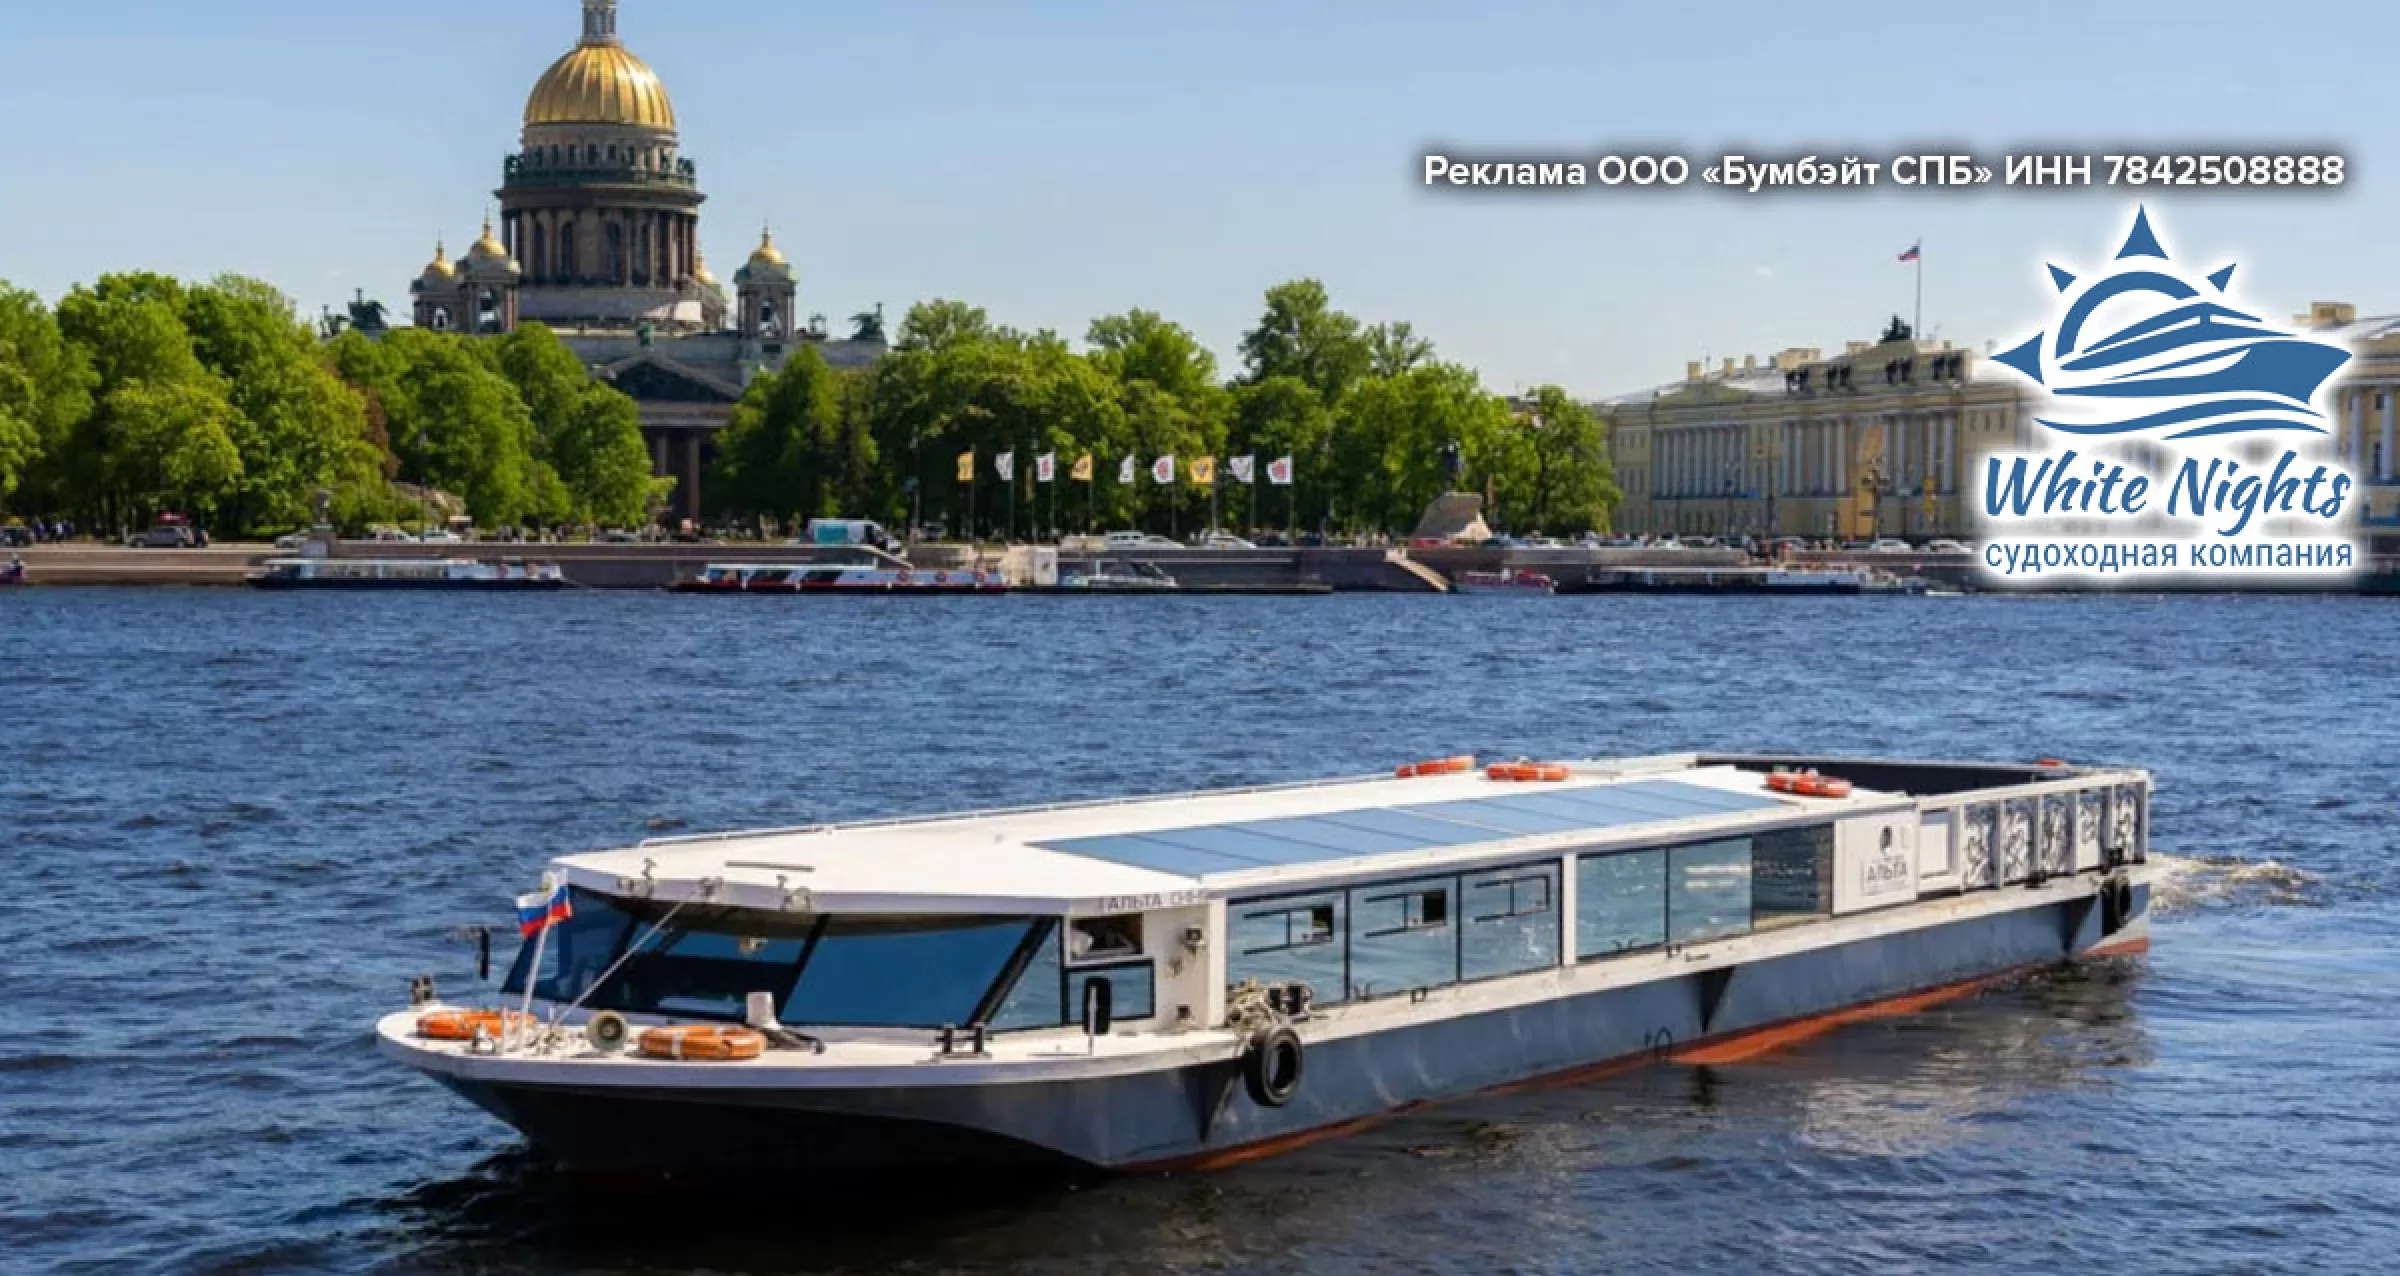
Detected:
[
  {"left": 1603, "top": 338, "right": 2034, "bottom": 541},
  {"left": 406, "top": 0, "right": 886, "bottom": 522}
]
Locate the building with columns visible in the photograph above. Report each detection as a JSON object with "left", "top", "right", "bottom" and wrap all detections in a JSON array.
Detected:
[
  {"left": 1604, "top": 306, "right": 2400, "bottom": 542},
  {"left": 404, "top": 0, "right": 886, "bottom": 523},
  {"left": 1603, "top": 337, "right": 2033, "bottom": 541}
]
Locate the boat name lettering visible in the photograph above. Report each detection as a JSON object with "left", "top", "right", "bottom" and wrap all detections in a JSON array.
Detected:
[
  {"left": 1860, "top": 841, "right": 1914, "bottom": 896},
  {"left": 1088, "top": 890, "right": 1208, "bottom": 915}
]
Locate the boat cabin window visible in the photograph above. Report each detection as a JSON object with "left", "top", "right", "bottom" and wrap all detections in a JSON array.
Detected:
[
  {"left": 1068, "top": 916, "right": 1141, "bottom": 961},
  {"left": 1575, "top": 848, "right": 1667, "bottom": 958},
  {"left": 1349, "top": 874, "right": 1455, "bottom": 999},
  {"left": 1750, "top": 824, "right": 1833, "bottom": 923},
  {"left": 1461, "top": 864, "right": 1560, "bottom": 981},
  {"left": 1667, "top": 839, "right": 1753, "bottom": 943},
  {"left": 1228, "top": 892, "right": 1345, "bottom": 996},
  {"left": 502, "top": 889, "right": 1058, "bottom": 1028}
]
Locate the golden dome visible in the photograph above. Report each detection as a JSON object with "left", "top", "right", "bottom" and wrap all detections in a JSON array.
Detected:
[
  {"left": 524, "top": 43, "right": 676, "bottom": 132},
  {"left": 748, "top": 228, "right": 786, "bottom": 268},
  {"left": 467, "top": 218, "right": 510, "bottom": 263},
  {"left": 692, "top": 252, "right": 719, "bottom": 288},
  {"left": 420, "top": 241, "right": 455, "bottom": 280}
]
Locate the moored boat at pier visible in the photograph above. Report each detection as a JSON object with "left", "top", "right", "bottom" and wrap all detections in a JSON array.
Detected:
[
  {"left": 380, "top": 751, "right": 2152, "bottom": 1176},
  {"left": 1453, "top": 569, "right": 1557, "bottom": 595},
  {"left": 249, "top": 557, "right": 566, "bottom": 591},
  {"left": 674, "top": 563, "right": 1009, "bottom": 595}
]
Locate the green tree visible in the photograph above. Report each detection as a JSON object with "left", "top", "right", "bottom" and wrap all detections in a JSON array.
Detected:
[
  {"left": 1365, "top": 321, "right": 1435, "bottom": 378},
  {"left": 495, "top": 323, "right": 591, "bottom": 447},
  {"left": 1506, "top": 385, "right": 1620, "bottom": 534},
  {"left": 552, "top": 384, "right": 672, "bottom": 527},
  {"left": 364, "top": 328, "right": 541, "bottom": 525},
  {"left": 710, "top": 346, "right": 846, "bottom": 527},
  {"left": 1231, "top": 375, "right": 1330, "bottom": 531},
  {"left": 52, "top": 279, "right": 246, "bottom": 529},
  {"left": 1238, "top": 279, "right": 1371, "bottom": 404},
  {"left": 178, "top": 275, "right": 387, "bottom": 533},
  {"left": 0, "top": 283, "right": 94, "bottom": 511},
  {"left": 1331, "top": 362, "right": 1514, "bottom": 533}
]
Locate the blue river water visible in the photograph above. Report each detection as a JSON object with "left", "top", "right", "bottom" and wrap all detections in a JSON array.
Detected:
[{"left": 2, "top": 589, "right": 2396, "bottom": 1275}]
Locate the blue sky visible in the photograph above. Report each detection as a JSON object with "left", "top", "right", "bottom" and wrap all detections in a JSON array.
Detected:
[{"left": 2, "top": 0, "right": 2392, "bottom": 396}]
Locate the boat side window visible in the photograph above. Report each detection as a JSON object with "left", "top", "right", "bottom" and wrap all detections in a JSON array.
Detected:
[
  {"left": 1462, "top": 863, "right": 1560, "bottom": 981},
  {"left": 1067, "top": 916, "right": 1141, "bottom": 961},
  {"left": 987, "top": 919, "right": 1065, "bottom": 1032},
  {"left": 1070, "top": 959, "right": 1156, "bottom": 1025},
  {"left": 1349, "top": 874, "right": 1456, "bottom": 1000},
  {"left": 1751, "top": 824, "right": 1834, "bottom": 923},
  {"left": 784, "top": 916, "right": 1042, "bottom": 1027},
  {"left": 1668, "top": 838, "right": 1754, "bottom": 943},
  {"left": 1575, "top": 848, "right": 1666, "bottom": 959},
  {"left": 1228, "top": 892, "right": 1345, "bottom": 1003}
]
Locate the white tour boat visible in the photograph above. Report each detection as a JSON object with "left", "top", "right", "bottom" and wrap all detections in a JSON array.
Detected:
[
  {"left": 675, "top": 563, "right": 1008, "bottom": 595},
  {"left": 1452, "top": 569, "right": 1557, "bottom": 595},
  {"left": 250, "top": 557, "right": 567, "bottom": 591},
  {"left": 379, "top": 752, "right": 2152, "bottom": 1175}
]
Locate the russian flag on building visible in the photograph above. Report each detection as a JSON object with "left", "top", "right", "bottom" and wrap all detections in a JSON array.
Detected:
[
  {"left": 516, "top": 880, "right": 572, "bottom": 938},
  {"left": 1898, "top": 241, "right": 1921, "bottom": 263}
]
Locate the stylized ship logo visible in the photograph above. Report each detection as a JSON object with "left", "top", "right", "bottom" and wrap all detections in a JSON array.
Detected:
[{"left": 1992, "top": 207, "right": 2351, "bottom": 440}]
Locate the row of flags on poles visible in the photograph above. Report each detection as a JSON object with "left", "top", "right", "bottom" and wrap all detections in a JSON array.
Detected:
[{"left": 958, "top": 452, "right": 1296, "bottom": 487}]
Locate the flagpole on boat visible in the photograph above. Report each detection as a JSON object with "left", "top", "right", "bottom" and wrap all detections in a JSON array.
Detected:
[{"left": 513, "top": 873, "right": 556, "bottom": 1054}]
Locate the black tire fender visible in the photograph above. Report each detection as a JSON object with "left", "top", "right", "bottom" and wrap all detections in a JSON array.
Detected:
[{"left": 1244, "top": 1026, "right": 1305, "bottom": 1108}]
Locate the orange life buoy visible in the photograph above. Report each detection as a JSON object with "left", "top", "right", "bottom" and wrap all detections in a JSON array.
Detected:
[
  {"left": 1783, "top": 771, "right": 1854, "bottom": 799},
  {"left": 1396, "top": 755, "right": 1476, "bottom": 779},
  {"left": 1765, "top": 771, "right": 1800, "bottom": 793},
  {"left": 637, "top": 1024, "right": 768, "bottom": 1062},
  {"left": 1486, "top": 761, "right": 1570, "bottom": 783},
  {"left": 415, "top": 1008, "right": 538, "bottom": 1041},
  {"left": 2035, "top": 757, "right": 2070, "bottom": 768}
]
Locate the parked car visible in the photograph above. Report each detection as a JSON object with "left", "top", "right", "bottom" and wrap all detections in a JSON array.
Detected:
[
  {"left": 1103, "top": 530, "right": 1181, "bottom": 550},
  {"left": 0, "top": 525, "right": 31, "bottom": 549},
  {"left": 132, "top": 524, "right": 199, "bottom": 549},
  {"left": 369, "top": 526, "right": 414, "bottom": 543},
  {"left": 1252, "top": 532, "right": 1291, "bottom": 548},
  {"left": 1923, "top": 538, "right": 1972, "bottom": 554},
  {"left": 1678, "top": 536, "right": 1725, "bottom": 550},
  {"left": 418, "top": 529, "right": 464, "bottom": 544},
  {"left": 1865, "top": 538, "right": 1914, "bottom": 553},
  {"left": 1199, "top": 531, "right": 1256, "bottom": 550}
]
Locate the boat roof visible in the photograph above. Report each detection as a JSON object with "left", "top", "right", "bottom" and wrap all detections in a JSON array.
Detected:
[{"left": 551, "top": 756, "right": 1912, "bottom": 918}]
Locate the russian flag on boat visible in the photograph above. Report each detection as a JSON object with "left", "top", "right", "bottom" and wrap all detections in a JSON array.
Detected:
[{"left": 516, "top": 880, "right": 572, "bottom": 938}]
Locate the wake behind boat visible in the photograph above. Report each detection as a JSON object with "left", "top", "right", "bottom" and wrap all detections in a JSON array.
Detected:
[{"left": 379, "top": 751, "right": 2152, "bottom": 1176}]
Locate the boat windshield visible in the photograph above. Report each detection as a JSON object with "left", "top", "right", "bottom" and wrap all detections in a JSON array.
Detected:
[{"left": 501, "top": 888, "right": 1056, "bottom": 1028}]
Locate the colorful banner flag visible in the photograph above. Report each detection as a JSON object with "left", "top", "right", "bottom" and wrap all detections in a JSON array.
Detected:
[
  {"left": 995, "top": 451, "right": 1015, "bottom": 482},
  {"left": 1152, "top": 456, "right": 1176, "bottom": 485},
  {"left": 1118, "top": 455, "right": 1136, "bottom": 484},
  {"left": 1072, "top": 454, "right": 1094, "bottom": 482},
  {"left": 1036, "top": 453, "right": 1056, "bottom": 484},
  {"left": 1898, "top": 241, "right": 1921, "bottom": 263},
  {"left": 1267, "top": 455, "right": 1295, "bottom": 486},
  {"left": 956, "top": 451, "right": 974, "bottom": 483},
  {"left": 1191, "top": 456, "right": 1216, "bottom": 486},
  {"left": 1230, "top": 455, "right": 1256, "bottom": 485},
  {"left": 514, "top": 879, "right": 572, "bottom": 939}
]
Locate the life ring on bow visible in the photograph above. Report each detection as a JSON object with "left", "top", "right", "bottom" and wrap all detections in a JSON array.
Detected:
[
  {"left": 415, "top": 1008, "right": 538, "bottom": 1041},
  {"left": 935, "top": 571, "right": 951, "bottom": 586},
  {"left": 1396, "top": 755, "right": 1475, "bottom": 779},
  {"left": 637, "top": 1024, "right": 768, "bottom": 1062},
  {"left": 1486, "top": 761, "right": 1570, "bottom": 783},
  {"left": 895, "top": 570, "right": 913, "bottom": 586},
  {"left": 1244, "top": 1025, "right": 1305, "bottom": 1107}
]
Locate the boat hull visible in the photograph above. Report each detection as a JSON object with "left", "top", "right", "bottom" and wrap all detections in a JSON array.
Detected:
[
  {"left": 417, "top": 882, "right": 2148, "bottom": 1175},
  {"left": 249, "top": 578, "right": 569, "bottom": 591}
]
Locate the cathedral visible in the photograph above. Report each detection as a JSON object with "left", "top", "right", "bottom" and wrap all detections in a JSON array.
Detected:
[{"left": 406, "top": 0, "right": 886, "bottom": 522}]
